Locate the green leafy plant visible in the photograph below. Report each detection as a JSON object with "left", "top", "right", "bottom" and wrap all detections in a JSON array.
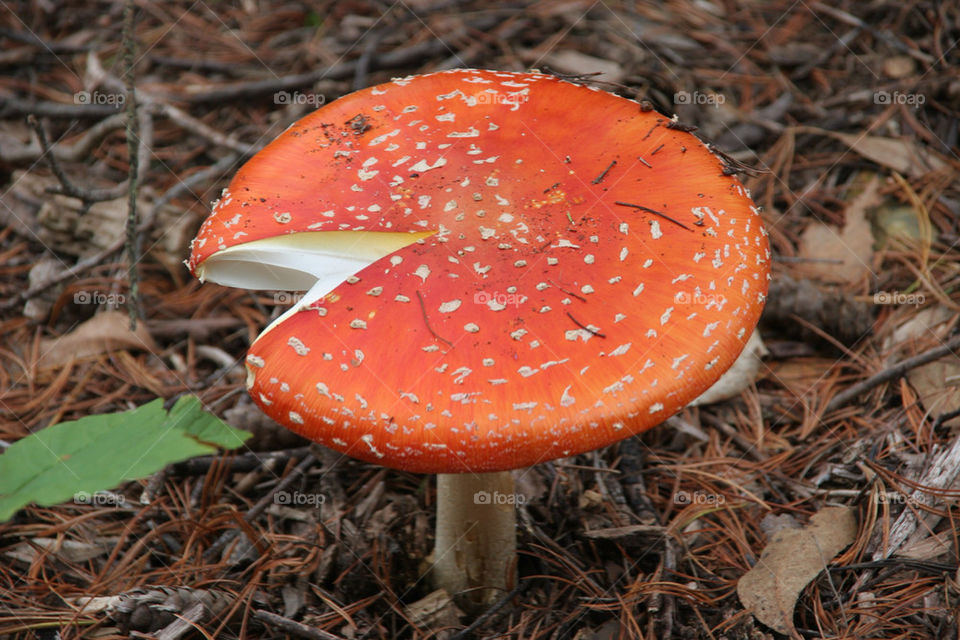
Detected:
[{"left": 0, "top": 396, "right": 250, "bottom": 521}]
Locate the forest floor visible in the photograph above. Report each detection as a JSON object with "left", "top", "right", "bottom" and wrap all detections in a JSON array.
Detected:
[{"left": 1, "top": 1, "right": 959, "bottom": 638}]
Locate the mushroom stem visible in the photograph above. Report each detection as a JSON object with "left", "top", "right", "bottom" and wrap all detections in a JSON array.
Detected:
[{"left": 433, "top": 471, "right": 517, "bottom": 611}]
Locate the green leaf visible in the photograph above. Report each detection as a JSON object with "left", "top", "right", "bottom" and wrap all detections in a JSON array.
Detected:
[{"left": 0, "top": 396, "right": 251, "bottom": 522}]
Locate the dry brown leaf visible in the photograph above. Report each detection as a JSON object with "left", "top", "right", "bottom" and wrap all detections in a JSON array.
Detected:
[
  {"left": 737, "top": 505, "right": 857, "bottom": 636},
  {"left": 801, "top": 128, "right": 950, "bottom": 178},
  {"left": 38, "top": 311, "right": 159, "bottom": 369},
  {"left": 765, "top": 357, "right": 838, "bottom": 400},
  {"left": 832, "top": 132, "right": 949, "bottom": 178},
  {"left": 5, "top": 536, "right": 119, "bottom": 564},
  {"left": 882, "top": 55, "right": 915, "bottom": 78},
  {"left": 797, "top": 175, "right": 880, "bottom": 284},
  {"left": 403, "top": 589, "right": 462, "bottom": 631},
  {"left": 872, "top": 203, "right": 935, "bottom": 247},
  {"left": 907, "top": 360, "right": 960, "bottom": 426},
  {"left": 898, "top": 533, "right": 953, "bottom": 561},
  {"left": 541, "top": 50, "right": 625, "bottom": 83},
  {"left": 885, "top": 307, "right": 960, "bottom": 426}
]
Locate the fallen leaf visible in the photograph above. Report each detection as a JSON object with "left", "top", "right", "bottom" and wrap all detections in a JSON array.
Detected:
[
  {"left": 798, "top": 175, "right": 880, "bottom": 284},
  {"left": 906, "top": 360, "right": 960, "bottom": 426},
  {"left": 38, "top": 310, "right": 158, "bottom": 369},
  {"left": 541, "top": 50, "right": 625, "bottom": 83},
  {"left": 834, "top": 132, "right": 949, "bottom": 178},
  {"left": 0, "top": 396, "right": 251, "bottom": 522},
  {"left": 403, "top": 589, "right": 462, "bottom": 631},
  {"left": 738, "top": 505, "right": 857, "bottom": 635},
  {"left": 872, "top": 203, "right": 935, "bottom": 247},
  {"left": 882, "top": 56, "right": 915, "bottom": 78},
  {"left": 5, "top": 536, "right": 119, "bottom": 564},
  {"left": 885, "top": 307, "right": 960, "bottom": 426},
  {"left": 800, "top": 127, "right": 949, "bottom": 178},
  {"left": 898, "top": 533, "right": 952, "bottom": 561},
  {"left": 765, "top": 357, "right": 838, "bottom": 400}
]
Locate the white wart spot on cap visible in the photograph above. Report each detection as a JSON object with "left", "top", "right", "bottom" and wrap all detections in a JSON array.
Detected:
[{"left": 287, "top": 336, "right": 310, "bottom": 356}]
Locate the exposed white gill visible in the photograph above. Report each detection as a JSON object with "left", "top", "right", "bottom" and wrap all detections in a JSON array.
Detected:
[{"left": 196, "top": 230, "right": 434, "bottom": 338}]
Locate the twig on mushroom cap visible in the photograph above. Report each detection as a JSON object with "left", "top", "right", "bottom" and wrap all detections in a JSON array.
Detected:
[
  {"left": 614, "top": 200, "right": 694, "bottom": 231},
  {"left": 416, "top": 290, "right": 453, "bottom": 350}
]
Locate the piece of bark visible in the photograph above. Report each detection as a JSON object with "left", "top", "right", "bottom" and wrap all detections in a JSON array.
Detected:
[{"left": 763, "top": 275, "right": 874, "bottom": 347}]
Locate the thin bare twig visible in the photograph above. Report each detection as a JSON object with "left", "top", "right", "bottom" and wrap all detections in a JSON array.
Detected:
[
  {"left": 416, "top": 290, "right": 454, "bottom": 349},
  {"left": 614, "top": 201, "right": 693, "bottom": 232},
  {"left": 0, "top": 151, "right": 240, "bottom": 311},
  {"left": 566, "top": 311, "right": 606, "bottom": 338},
  {"left": 253, "top": 609, "right": 346, "bottom": 640},
  {"left": 449, "top": 583, "right": 523, "bottom": 640},
  {"left": 826, "top": 334, "right": 960, "bottom": 412},
  {"left": 123, "top": 0, "right": 141, "bottom": 328},
  {"left": 592, "top": 159, "right": 617, "bottom": 184},
  {"left": 26, "top": 116, "right": 115, "bottom": 203},
  {"left": 201, "top": 451, "right": 319, "bottom": 563}
]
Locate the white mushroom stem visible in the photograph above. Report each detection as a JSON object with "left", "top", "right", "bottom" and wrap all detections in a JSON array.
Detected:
[{"left": 433, "top": 471, "right": 516, "bottom": 610}]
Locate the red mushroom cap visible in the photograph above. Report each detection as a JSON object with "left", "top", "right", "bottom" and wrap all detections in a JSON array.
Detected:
[{"left": 189, "top": 69, "right": 770, "bottom": 473}]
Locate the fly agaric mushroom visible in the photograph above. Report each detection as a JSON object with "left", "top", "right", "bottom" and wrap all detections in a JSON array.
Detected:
[{"left": 188, "top": 69, "right": 770, "bottom": 610}]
